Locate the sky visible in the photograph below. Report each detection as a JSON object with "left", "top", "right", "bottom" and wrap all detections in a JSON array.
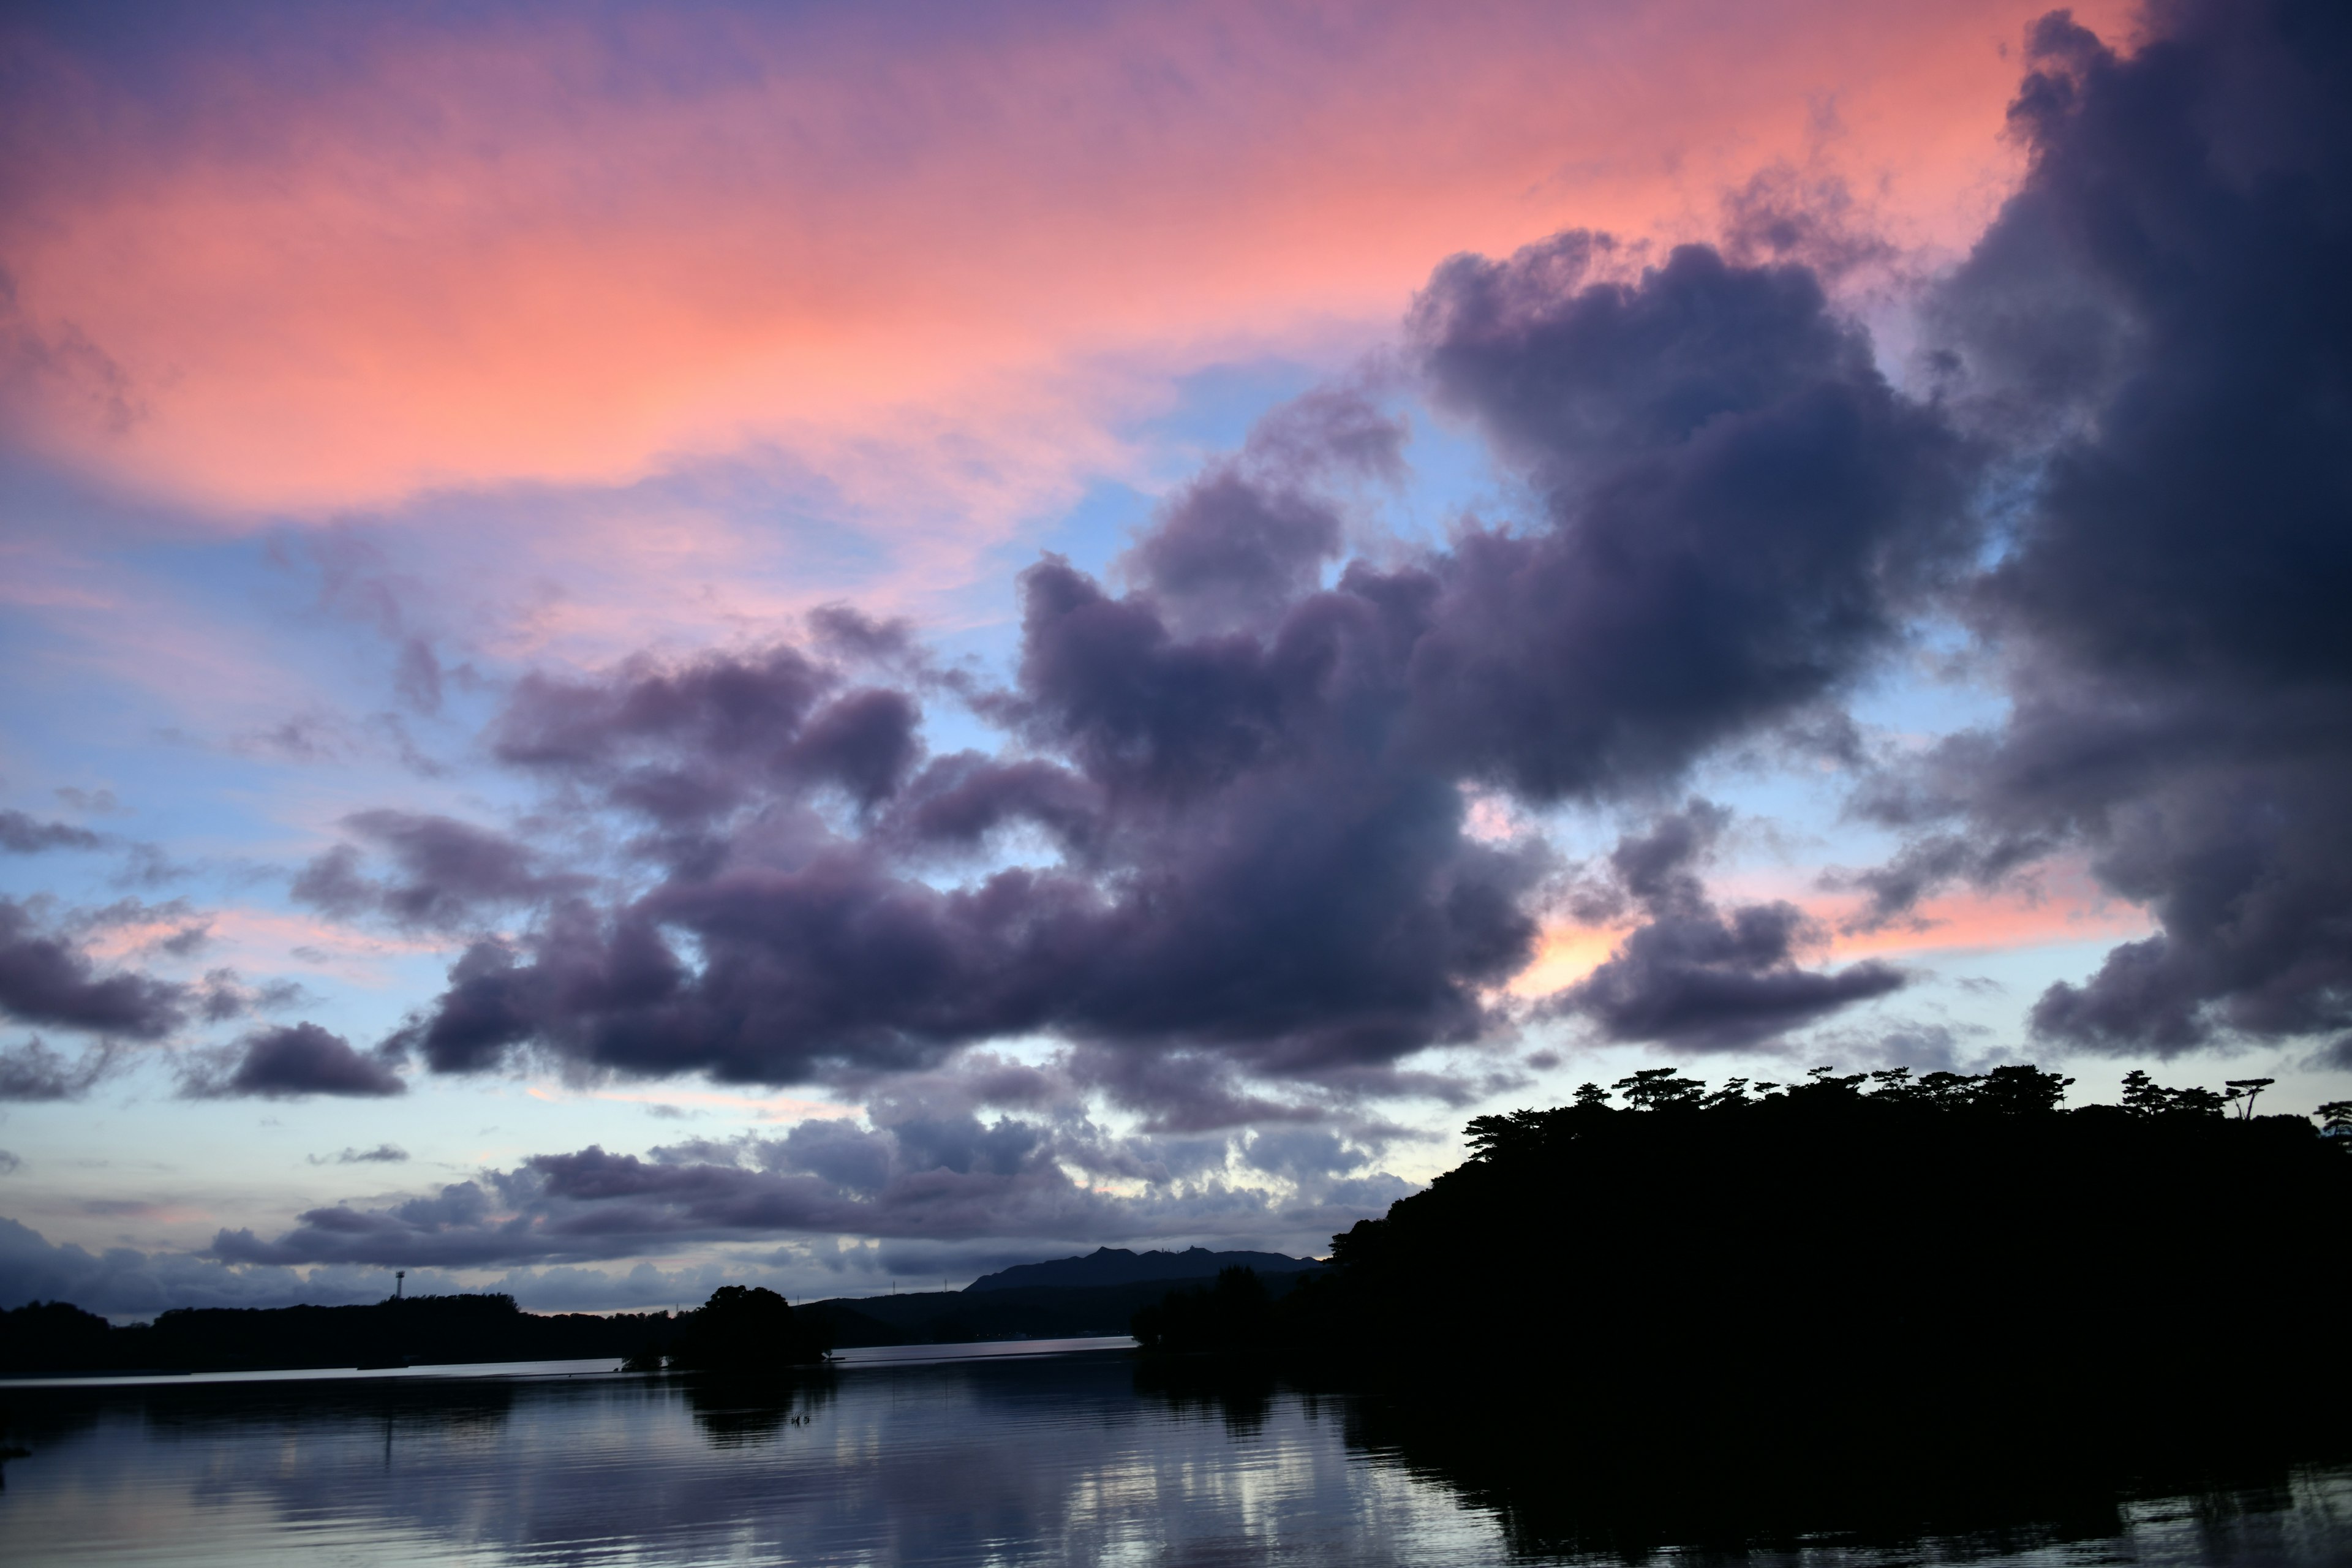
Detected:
[{"left": 3, "top": 0, "right": 2348, "bottom": 1319}]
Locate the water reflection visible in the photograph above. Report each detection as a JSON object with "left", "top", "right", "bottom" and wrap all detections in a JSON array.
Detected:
[
  {"left": 1131, "top": 1354, "right": 1277, "bottom": 1438},
  {"left": 679, "top": 1369, "right": 834, "bottom": 1447},
  {"left": 1322, "top": 1375, "right": 2352, "bottom": 1566},
  {"left": 2, "top": 1349, "right": 2346, "bottom": 1566}
]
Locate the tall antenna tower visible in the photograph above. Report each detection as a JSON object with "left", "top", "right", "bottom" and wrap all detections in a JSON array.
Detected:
[{"left": 394, "top": 1269, "right": 405, "bottom": 1300}]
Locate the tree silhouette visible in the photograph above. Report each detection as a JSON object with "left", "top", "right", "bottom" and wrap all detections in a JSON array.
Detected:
[
  {"left": 669, "top": 1285, "right": 826, "bottom": 1373},
  {"left": 2121, "top": 1069, "right": 2226, "bottom": 1118},
  {"left": 2224, "top": 1079, "right": 2277, "bottom": 1119},
  {"left": 1702, "top": 1077, "right": 1753, "bottom": 1110},
  {"left": 1912, "top": 1071, "right": 1981, "bottom": 1108},
  {"left": 1975, "top": 1064, "right": 2075, "bottom": 1115},
  {"left": 1466, "top": 1109, "right": 1554, "bottom": 1160},
  {"left": 1611, "top": 1068, "right": 1706, "bottom": 1111},
  {"left": 1785, "top": 1066, "right": 1868, "bottom": 1106}
]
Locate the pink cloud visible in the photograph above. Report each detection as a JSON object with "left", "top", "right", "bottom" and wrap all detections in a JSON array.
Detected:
[
  {"left": 1512, "top": 858, "right": 2157, "bottom": 998},
  {"left": 80, "top": 905, "right": 449, "bottom": 990},
  {"left": 4, "top": 0, "right": 2135, "bottom": 519},
  {"left": 1822, "top": 873, "right": 2157, "bottom": 962}
]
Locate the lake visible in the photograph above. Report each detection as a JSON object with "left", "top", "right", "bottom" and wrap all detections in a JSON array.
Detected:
[{"left": 4, "top": 1340, "right": 2347, "bottom": 1565}]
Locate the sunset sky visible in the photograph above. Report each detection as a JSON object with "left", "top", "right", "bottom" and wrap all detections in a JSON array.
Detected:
[{"left": 4, "top": 0, "right": 2346, "bottom": 1317}]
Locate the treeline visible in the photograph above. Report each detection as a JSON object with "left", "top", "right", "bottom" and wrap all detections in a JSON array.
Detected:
[
  {"left": 0, "top": 1292, "right": 686, "bottom": 1377},
  {"left": 1134, "top": 1063, "right": 2351, "bottom": 1458},
  {"left": 1, "top": 1283, "right": 845, "bottom": 1379}
]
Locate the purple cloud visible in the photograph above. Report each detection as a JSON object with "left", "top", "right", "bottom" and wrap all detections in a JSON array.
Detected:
[
  {"left": 208, "top": 1099, "right": 1396, "bottom": 1270},
  {"left": 1849, "top": 0, "right": 2352, "bottom": 1056},
  {"left": 0, "top": 810, "right": 102, "bottom": 853},
  {"left": 186, "top": 1022, "right": 406, "bottom": 1099},
  {"left": 0, "top": 897, "right": 184, "bottom": 1039}
]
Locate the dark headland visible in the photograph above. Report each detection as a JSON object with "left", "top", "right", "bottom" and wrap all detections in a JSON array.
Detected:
[{"left": 1129, "top": 1065, "right": 2352, "bottom": 1542}]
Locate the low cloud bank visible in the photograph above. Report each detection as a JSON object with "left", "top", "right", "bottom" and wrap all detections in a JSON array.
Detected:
[{"left": 209, "top": 1074, "right": 1413, "bottom": 1274}]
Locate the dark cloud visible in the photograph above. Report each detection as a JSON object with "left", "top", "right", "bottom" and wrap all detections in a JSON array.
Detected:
[
  {"left": 1850, "top": 0, "right": 2352, "bottom": 1058},
  {"left": 1242, "top": 1126, "right": 1371, "bottom": 1180},
  {"left": 1065, "top": 1047, "right": 1334, "bottom": 1135},
  {"left": 806, "top": 602, "right": 920, "bottom": 666},
  {"left": 0, "top": 1036, "right": 115, "bottom": 1100},
  {"left": 491, "top": 644, "right": 875, "bottom": 828},
  {"left": 0, "top": 897, "right": 184, "bottom": 1038},
  {"left": 878, "top": 753, "right": 1101, "bottom": 855},
  {"left": 0, "top": 1216, "right": 390, "bottom": 1316},
  {"left": 2305, "top": 1036, "right": 2352, "bottom": 1072},
  {"left": 291, "top": 809, "right": 583, "bottom": 932},
  {"left": 0, "top": 809, "right": 102, "bottom": 853},
  {"left": 1112, "top": 389, "right": 1400, "bottom": 638},
  {"left": 186, "top": 1022, "right": 405, "bottom": 1099},
  {"left": 788, "top": 687, "right": 922, "bottom": 808},
  {"left": 1120, "top": 471, "right": 1344, "bottom": 637},
  {"left": 1554, "top": 802, "right": 1907, "bottom": 1052},
  {"left": 385, "top": 548, "right": 1553, "bottom": 1088},
  {"left": 1401, "top": 234, "right": 1977, "bottom": 799}
]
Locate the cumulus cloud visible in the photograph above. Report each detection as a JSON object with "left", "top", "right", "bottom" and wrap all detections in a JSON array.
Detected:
[
  {"left": 184, "top": 1022, "right": 406, "bottom": 1099},
  {"left": 1848, "top": 0, "right": 2352, "bottom": 1058},
  {"left": 1403, "top": 235, "right": 1976, "bottom": 799},
  {"left": 292, "top": 809, "right": 586, "bottom": 932},
  {"left": 208, "top": 1072, "right": 1409, "bottom": 1273},
  {"left": 0, "top": 897, "right": 185, "bottom": 1039},
  {"left": 1113, "top": 387, "right": 1398, "bottom": 638}
]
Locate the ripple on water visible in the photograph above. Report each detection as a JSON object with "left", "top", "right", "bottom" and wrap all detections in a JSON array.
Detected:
[{"left": 2, "top": 1351, "right": 2346, "bottom": 1566}]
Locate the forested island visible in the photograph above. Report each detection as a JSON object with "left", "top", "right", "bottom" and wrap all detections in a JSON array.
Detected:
[{"left": 1134, "top": 1065, "right": 2352, "bottom": 1491}]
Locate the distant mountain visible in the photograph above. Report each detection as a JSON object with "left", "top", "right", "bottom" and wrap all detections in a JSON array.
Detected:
[{"left": 964, "top": 1246, "right": 1324, "bottom": 1294}]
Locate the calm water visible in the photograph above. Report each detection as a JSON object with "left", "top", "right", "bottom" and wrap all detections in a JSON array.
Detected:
[{"left": 3, "top": 1343, "right": 2347, "bottom": 1566}]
